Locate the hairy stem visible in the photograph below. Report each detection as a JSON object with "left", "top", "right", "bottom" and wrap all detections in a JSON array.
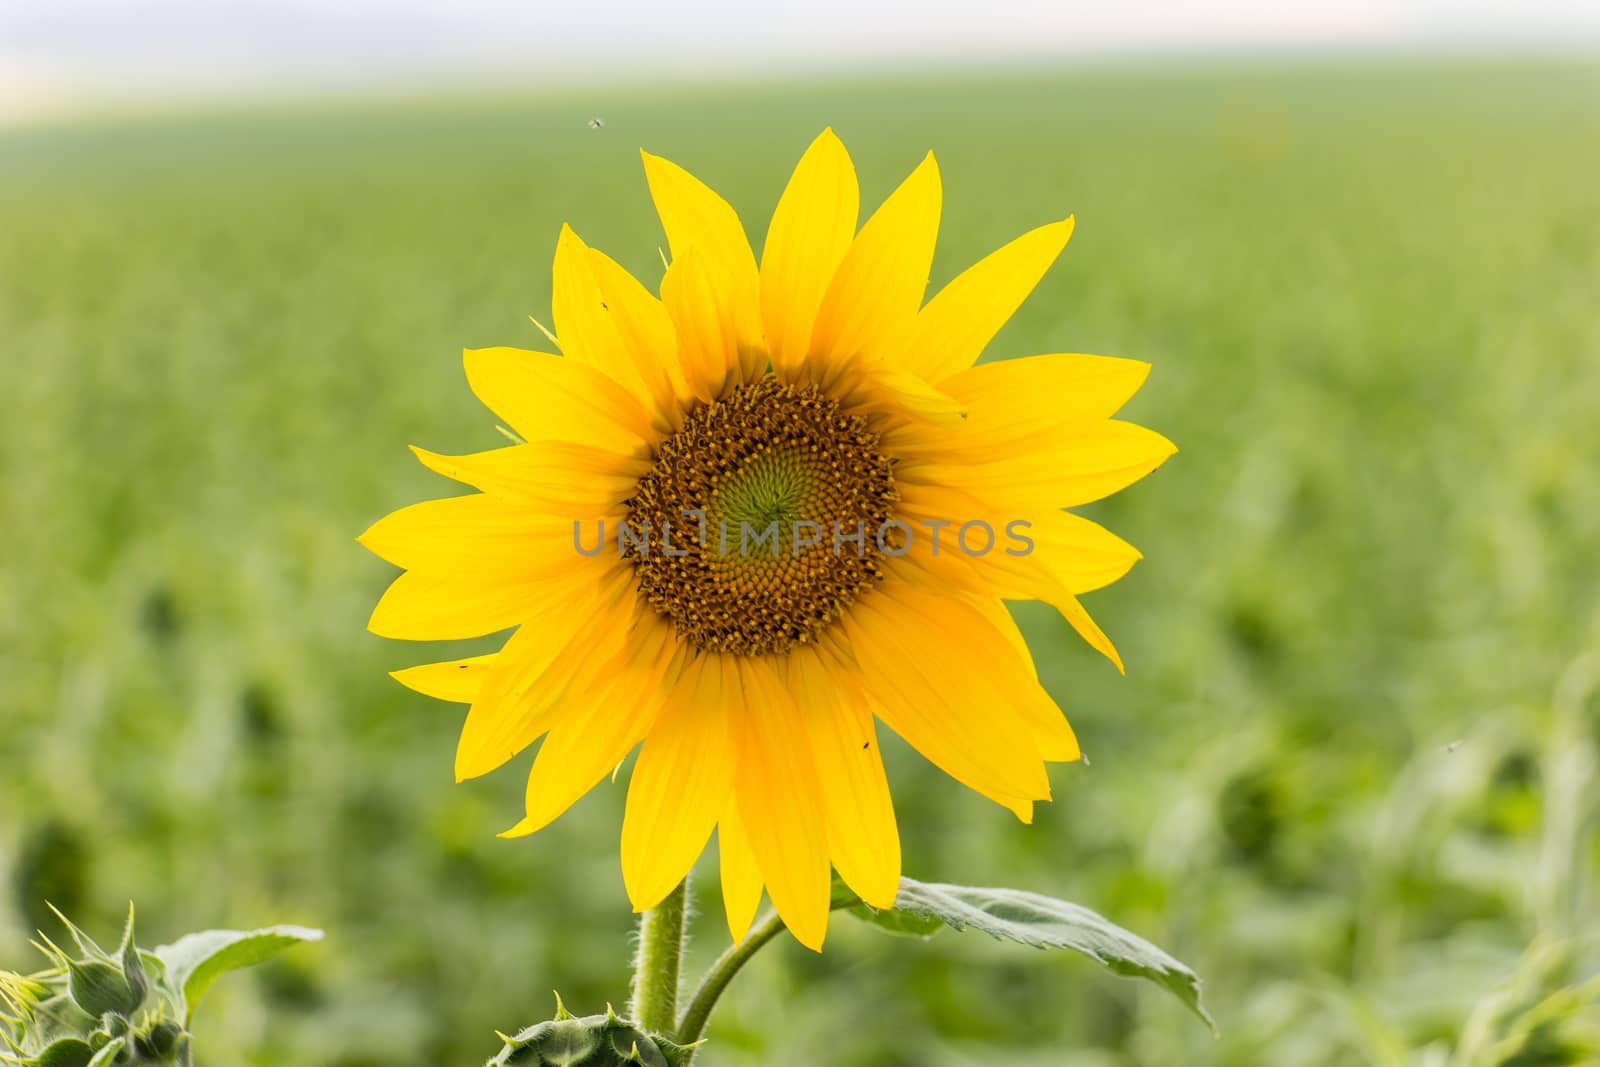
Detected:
[
  {"left": 676, "top": 897, "right": 859, "bottom": 1058},
  {"left": 675, "top": 910, "right": 786, "bottom": 1055},
  {"left": 630, "top": 878, "right": 689, "bottom": 1034}
]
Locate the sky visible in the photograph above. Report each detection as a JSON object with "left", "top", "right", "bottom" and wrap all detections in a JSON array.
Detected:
[{"left": 4, "top": 0, "right": 1600, "bottom": 121}]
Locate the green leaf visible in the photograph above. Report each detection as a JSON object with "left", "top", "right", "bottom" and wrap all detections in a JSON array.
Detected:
[
  {"left": 829, "top": 872, "right": 947, "bottom": 937},
  {"left": 846, "top": 903, "right": 944, "bottom": 938},
  {"left": 153, "top": 926, "right": 323, "bottom": 1023},
  {"left": 827, "top": 873, "right": 861, "bottom": 909},
  {"left": 855, "top": 878, "right": 1213, "bottom": 1029}
]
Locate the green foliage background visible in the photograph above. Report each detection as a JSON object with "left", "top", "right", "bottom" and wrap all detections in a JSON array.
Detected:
[{"left": 2, "top": 57, "right": 1598, "bottom": 1066}]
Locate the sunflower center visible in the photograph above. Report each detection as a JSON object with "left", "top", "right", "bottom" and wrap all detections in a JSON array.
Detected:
[{"left": 625, "top": 376, "right": 898, "bottom": 656}]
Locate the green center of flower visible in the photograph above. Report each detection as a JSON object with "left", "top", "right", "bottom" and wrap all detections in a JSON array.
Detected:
[{"left": 625, "top": 376, "right": 898, "bottom": 656}]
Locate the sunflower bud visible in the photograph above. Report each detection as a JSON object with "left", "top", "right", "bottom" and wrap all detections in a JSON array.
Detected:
[
  {"left": 487, "top": 1003, "right": 687, "bottom": 1067},
  {"left": 4, "top": 907, "right": 310, "bottom": 1067},
  {"left": 65, "top": 959, "right": 141, "bottom": 1019},
  {"left": 135, "top": 1020, "right": 184, "bottom": 1057}
]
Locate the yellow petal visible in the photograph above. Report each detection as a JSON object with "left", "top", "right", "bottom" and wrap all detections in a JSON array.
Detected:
[
  {"left": 849, "top": 362, "right": 966, "bottom": 429},
  {"left": 789, "top": 646, "right": 900, "bottom": 910},
  {"left": 886, "top": 217, "right": 1075, "bottom": 383},
  {"left": 731, "top": 656, "right": 832, "bottom": 951},
  {"left": 454, "top": 562, "right": 636, "bottom": 780},
  {"left": 369, "top": 569, "right": 560, "bottom": 641},
  {"left": 640, "top": 149, "right": 762, "bottom": 348},
  {"left": 1010, "top": 510, "right": 1142, "bottom": 595},
  {"left": 552, "top": 225, "right": 656, "bottom": 408},
  {"left": 921, "top": 523, "right": 1126, "bottom": 672},
  {"left": 761, "top": 128, "right": 858, "bottom": 378},
  {"left": 895, "top": 483, "right": 1143, "bottom": 595},
  {"left": 660, "top": 245, "right": 740, "bottom": 403},
  {"left": 718, "top": 801, "right": 764, "bottom": 944},
  {"left": 808, "top": 152, "right": 940, "bottom": 379},
  {"left": 872, "top": 497, "right": 1127, "bottom": 673},
  {"left": 410, "top": 442, "right": 643, "bottom": 515},
  {"left": 462, "top": 346, "right": 651, "bottom": 452},
  {"left": 357, "top": 493, "right": 576, "bottom": 579},
  {"left": 961, "top": 598, "right": 1082, "bottom": 762},
  {"left": 620, "top": 654, "right": 735, "bottom": 911},
  {"left": 390, "top": 654, "right": 497, "bottom": 704},
  {"left": 1049, "top": 586, "right": 1125, "bottom": 675},
  {"left": 888, "top": 353, "right": 1152, "bottom": 462},
  {"left": 901, "top": 419, "right": 1177, "bottom": 510},
  {"left": 877, "top": 490, "right": 995, "bottom": 600},
  {"left": 501, "top": 622, "right": 684, "bottom": 837},
  {"left": 841, "top": 579, "right": 1051, "bottom": 819},
  {"left": 585, "top": 245, "right": 690, "bottom": 414},
  {"left": 927, "top": 537, "right": 1125, "bottom": 672}
]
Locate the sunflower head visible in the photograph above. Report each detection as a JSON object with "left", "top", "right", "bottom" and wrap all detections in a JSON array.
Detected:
[
  {"left": 362, "top": 128, "right": 1175, "bottom": 951},
  {"left": 626, "top": 375, "right": 898, "bottom": 656}
]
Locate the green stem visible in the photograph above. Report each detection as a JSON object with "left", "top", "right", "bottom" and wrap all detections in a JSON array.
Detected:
[
  {"left": 675, "top": 910, "right": 786, "bottom": 1055},
  {"left": 675, "top": 897, "right": 858, "bottom": 1057},
  {"left": 630, "top": 877, "right": 689, "bottom": 1034}
]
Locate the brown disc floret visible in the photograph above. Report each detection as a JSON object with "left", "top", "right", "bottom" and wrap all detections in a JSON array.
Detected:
[{"left": 625, "top": 377, "right": 898, "bottom": 656}]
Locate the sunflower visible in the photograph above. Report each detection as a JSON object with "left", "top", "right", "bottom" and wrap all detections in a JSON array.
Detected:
[{"left": 359, "top": 129, "right": 1174, "bottom": 951}]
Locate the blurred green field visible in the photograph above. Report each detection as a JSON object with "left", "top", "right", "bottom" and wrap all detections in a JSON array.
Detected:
[{"left": 3, "top": 56, "right": 1599, "bottom": 1066}]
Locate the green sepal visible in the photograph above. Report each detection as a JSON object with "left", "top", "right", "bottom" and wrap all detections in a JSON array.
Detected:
[
  {"left": 83, "top": 1037, "right": 123, "bottom": 1067},
  {"left": 605, "top": 1026, "right": 667, "bottom": 1067},
  {"left": 43, "top": 910, "right": 102, "bottom": 964},
  {"left": 114, "top": 909, "right": 148, "bottom": 1015},
  {"left": 26, "top": 1036, "right": 94, "bottom": 1067},
  {"left": 64, "top": 961, "right": 138, "bottom": 1020},
  {"left": 537, "top": 1018, "right": 600, "bottom": 1065},
  {"left": 23, "top": 994, "right": 97, "bottom": 1047}
]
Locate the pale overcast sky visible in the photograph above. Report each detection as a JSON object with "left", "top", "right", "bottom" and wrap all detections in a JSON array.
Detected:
[{"left": 4, "top": 0, "right": 1599, "bottom": 120}]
